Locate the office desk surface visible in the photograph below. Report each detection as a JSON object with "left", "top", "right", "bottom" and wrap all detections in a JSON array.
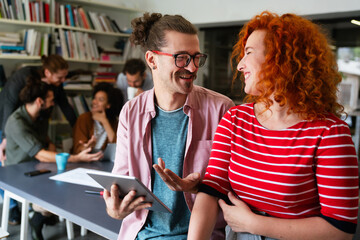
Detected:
[{"left": 0, "top": 161, "right": 121, "bottom": 239}]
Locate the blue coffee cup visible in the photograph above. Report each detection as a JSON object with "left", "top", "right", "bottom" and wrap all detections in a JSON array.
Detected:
[{"left": 55, "top": 153, "right": 70, "bottom": 172}]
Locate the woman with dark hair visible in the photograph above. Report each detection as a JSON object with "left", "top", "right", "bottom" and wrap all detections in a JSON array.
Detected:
[
  {"left": 188, "top": 11, "right": 358, "bottom": 240},
  {"left": 72, "top": 82, "right": 124, "bottom": 154}
]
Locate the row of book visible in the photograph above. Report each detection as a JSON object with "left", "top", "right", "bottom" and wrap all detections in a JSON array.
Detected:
[
  {"left": 54, "top": 28, "right": 99, "bottom": 60},
  {"left": 54, "top": 3, "right": 125, "bottom": 34},
  {"left": 0, "top": 1, "right": 127, "bottom": 35},
  {"left": 0, "top": 29, "right": 49, "bottom": 56},
  {"left": 0, "top": 0, "right": 50, "bottom": 23}
]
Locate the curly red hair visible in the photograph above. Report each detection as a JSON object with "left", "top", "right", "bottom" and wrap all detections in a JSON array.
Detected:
[{"left": 231, "top": 11, "right": 344, "bottom": 119}]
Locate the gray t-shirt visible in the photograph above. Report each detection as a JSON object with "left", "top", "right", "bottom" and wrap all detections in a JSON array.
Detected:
[
  {"left": 5, "top": 105, "right": 48, "bottom": 165},
  {"left": 137, "top": 106, "right": 190, "bottom": 240}
]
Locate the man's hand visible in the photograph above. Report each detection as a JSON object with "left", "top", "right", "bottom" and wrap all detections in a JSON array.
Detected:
[
  {"left": 78, "top": 135, "right": 96, "bottom": 150},
  {"left": 74, "top": 147, "right": 103, "bottom": 162},
  {"left": 0, "top": 138, "right": 6, "bottom": 166},
  {"left": 103, "top": 184, "right": 152, "bottom": 220},
  {"left": 153, "top": 157, "right": 201, "bottom": 194}
]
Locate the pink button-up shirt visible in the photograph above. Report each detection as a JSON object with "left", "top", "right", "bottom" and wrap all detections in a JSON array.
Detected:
[{"left": 112, "top": 85, "right": 235, "bottom": 240}]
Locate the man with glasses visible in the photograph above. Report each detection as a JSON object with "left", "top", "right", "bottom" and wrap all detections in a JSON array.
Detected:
[{"left": 103, "top": 12, "right": 234, "bottom": 240}]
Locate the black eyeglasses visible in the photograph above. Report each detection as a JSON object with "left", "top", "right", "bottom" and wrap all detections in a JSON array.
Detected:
[{"left": 152, "top": 50, "right": 207, "bottom": 68}]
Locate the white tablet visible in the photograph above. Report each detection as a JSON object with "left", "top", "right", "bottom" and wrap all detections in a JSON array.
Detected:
[{"left": 86, "top": 170, "right": 172, "bottom": 213}]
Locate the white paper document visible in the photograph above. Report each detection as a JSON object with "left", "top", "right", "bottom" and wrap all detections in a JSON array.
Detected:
[{"left": 50, "top": 168, "right": 105, "bottom": 188}]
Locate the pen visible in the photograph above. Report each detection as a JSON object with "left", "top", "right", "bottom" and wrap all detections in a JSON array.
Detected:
[{"left": 85, "top": 190, "right": 104, "bottom": 196}]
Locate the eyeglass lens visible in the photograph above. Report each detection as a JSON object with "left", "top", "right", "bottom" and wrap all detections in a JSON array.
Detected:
[{"left": 175, "top": 54, "right": 207, "bottom": 68}]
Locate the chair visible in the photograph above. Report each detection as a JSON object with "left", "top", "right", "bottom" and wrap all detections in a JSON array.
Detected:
[{"left": 0, "top": 190, "right": 86, "bottom": 240}]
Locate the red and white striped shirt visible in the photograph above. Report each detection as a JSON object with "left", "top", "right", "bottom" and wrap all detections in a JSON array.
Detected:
[{"left": 202, "top": 103, "right": 359, "bottom": 231}]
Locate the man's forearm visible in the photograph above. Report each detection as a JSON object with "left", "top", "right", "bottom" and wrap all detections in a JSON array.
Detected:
[{"left": 34, "top": 149, "right": 56, "bottom": 162}]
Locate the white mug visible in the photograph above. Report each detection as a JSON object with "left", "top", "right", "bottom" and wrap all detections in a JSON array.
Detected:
[{"left": 127, "top": 86, "right": 137, "bottom": 100}]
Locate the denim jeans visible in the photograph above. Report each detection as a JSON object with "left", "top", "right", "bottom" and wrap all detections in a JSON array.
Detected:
[{"left": 226, "top": 226, "right": 278, "bottom": 240}]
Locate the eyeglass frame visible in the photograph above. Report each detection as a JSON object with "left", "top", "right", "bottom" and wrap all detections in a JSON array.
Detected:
[{"left": 151, "top": 50, "right": 208, "bottom": 68}]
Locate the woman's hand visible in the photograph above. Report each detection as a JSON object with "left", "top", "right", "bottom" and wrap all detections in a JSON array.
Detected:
[
  {"left": 92, "top": 110, "right": 108, "bottom": 124},
  {"left": 218, "top": 192, "right": 256, "bottom": 233}
]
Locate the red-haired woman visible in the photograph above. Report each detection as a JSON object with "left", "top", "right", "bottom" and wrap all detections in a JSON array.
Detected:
[{"left": 188, "top": 11, "right": 358, "bottom": 240}]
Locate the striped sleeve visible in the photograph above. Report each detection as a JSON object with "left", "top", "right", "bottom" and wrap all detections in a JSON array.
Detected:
[
  {"left": 316, "top": 119, "right": 359, "bottom": 232},
  {"left": 201, "top": 109, "right": 233, "bottom": 197}
]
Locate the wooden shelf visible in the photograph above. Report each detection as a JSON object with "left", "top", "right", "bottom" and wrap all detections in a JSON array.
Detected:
[
  {"left": 0, "top": 55, "right": 41, "bottom": 60},
  {"left": 0, "top": 18, "right": 54, "bottom": 27},
  {"left": 54, "top": 25, "right": 131, "bottom": 37},
  {"left": 56, "top": 0, "right": 142, "bottom": 12}
]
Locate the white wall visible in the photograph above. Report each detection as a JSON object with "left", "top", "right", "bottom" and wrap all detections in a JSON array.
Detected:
[{"left": 137, "top": 0, "right": 360, "bottom": 26}]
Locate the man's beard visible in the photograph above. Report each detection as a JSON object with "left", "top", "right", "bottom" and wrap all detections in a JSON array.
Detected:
[{"left": 38, "top": 106, "right": 53, "bottom": 121}]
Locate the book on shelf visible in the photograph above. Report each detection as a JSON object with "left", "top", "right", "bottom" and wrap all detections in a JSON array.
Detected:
[
  {"left": 93, "top": 71, "right": 117, "bottom": 84},
  {"left": 0, "top": 31, "right": 21, "bottom": 43},
  {"left": 58, "top": 28, "right": 68, "bottom": 58},
  {"left": 53, "top": 3, "right": 125, "bottom": 34},
  {"left": 59, "top": 3, "right": 65, "bottom": 25},
  {"left": 57, "top": 29, "right": 99, "bottom": 61},
  {"left": 100, "top": 48, "right": 123, "bottom": 62},
  {"left": 19, "top": 28, "right": 49, "bottom": 56},
  {"left": 77, "top": 7, "right": 89, "bottom": 29},
  {"left": 70, "top": 94, "right": 91, "bottom": 117},
  {"left": 0, "top": 0, "right": 50, "bottom": 23},
  {"left": 54, "top": 1, "right": 59, "bottom": 24},
  {"left": 65, "top": 4, "right": 74, "bottom": 26}
]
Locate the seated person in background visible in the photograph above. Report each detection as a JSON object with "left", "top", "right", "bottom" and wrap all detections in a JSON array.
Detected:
[
  {"left": 5, "top": 78, "right": 103, "bottom": 240},
  {"left": 188, "top": 11, "right": 358, "bottom": 240},
  {"left": 5, "top": 78, "right": 103, "bottom": 165},
  {"left": 116, "top": 58, "right": 153, "bottom": 101},
  {"left": 72, "top": 82, "right": 124, "bottom": 154}
]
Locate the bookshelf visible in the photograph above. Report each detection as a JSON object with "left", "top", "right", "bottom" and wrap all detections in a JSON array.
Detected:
[{"left": 0, "top": 0, "right": 141, "bottom": 66}]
